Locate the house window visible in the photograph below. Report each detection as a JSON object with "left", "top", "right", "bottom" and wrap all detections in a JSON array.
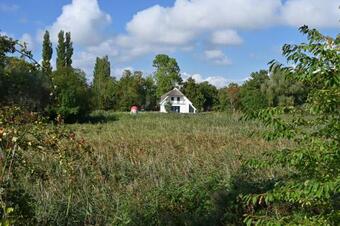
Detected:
[
  {"left": 171, "top": 97, "right": 174, "bottom": 101},
  {"left": 177, "top": 97, "right": 180, "bottom": 101},
  {"left": 171, "top": 106, "right": 180, "bottom": 113}
]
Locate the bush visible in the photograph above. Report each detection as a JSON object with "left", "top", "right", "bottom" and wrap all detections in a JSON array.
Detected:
[
  {"left": 240, "top": 26, "right": 340, "bottom": 225},
  {"left": 1, "top": 58, "right": 51, "bottom": 111},
  {"left": 0, "top": 106, "right": 101, "bottom": 224},
  {"left": 51, "top": 68, "right": 91, "bottom": 122}
]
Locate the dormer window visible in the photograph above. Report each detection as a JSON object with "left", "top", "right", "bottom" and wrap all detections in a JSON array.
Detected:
[
  {"left": 177, "top": 97, "right": 180, "bottom": 101},
  {"left": 171, "top": 97, "right": 174, "bottom": 101}
]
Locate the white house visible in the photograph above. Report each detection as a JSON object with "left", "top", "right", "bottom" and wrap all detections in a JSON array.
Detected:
[{"left": 160, "top": 88, "right": 197, "bottom": 113}]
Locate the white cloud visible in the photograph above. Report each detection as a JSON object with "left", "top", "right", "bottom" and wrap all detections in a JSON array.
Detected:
[
  {"left": 182, "top": 72, "right": 252, "bottom": 88},
  {"left": 280, "top": 0, "right": 340, "bottom": 28},
  {"left": 46, "top": 0, "right": 111, "bottom": 45},
  {"left": 35, "top": 0, "right": 339, "bottom": 75},
  {"left": 72, "top": 51, "right": 97, "bottom": 78},
  {"left": 116, "top": 0, "right": 338, "bottom": 60},
  {"left": 121, "top": 0, "right": 280, "bottom": 49},
  {"left": 182, "top": 72, "right": 230, "bottom": 88},
  {"left": 73, "top": 40, "right": 119, "bottom": 78},
  {"left": 211, "top": 29, "right": 243, "bottom": 45},
  {"left": 204, "top": 50, "right": 231, "bottom": 65},
  {"left": 20, "top": 33, "right": 35, "bottom": 51}
]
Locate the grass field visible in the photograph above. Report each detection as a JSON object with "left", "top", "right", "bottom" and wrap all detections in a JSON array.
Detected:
[
  {"left": 3, "top": 111, "right": 284, "bottom": 225},
  {"left": 61, "top": 112, "right": 279, "bottom": 225}
]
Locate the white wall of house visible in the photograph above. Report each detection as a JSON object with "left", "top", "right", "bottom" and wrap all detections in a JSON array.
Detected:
[{"left": 160, "top": 96, "right": 196, "bottom": 113}]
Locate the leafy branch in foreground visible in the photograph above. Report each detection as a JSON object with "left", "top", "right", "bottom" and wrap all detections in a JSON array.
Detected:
[
  {"left": 0, "top": 34, "right": 40, "bottom": 68},
  {"left": 242, "top": 26, "right": 340, "bottom": 225}
]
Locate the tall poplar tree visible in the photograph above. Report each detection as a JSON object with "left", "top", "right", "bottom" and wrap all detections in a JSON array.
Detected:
[
  {"left": 65, "top": 32, "right": 73, "bottom": 68},
  {"left": 41, "top": 30, "right": 53, "bottom": 76},
  {"left": 56, "top": 30, "right": 65, "bottom": 71},
  {"left": 92, "top": 56, "right": 115, "bottom": 110}
]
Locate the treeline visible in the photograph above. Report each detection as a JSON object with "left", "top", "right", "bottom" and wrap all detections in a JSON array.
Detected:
[{"left": 1, "top": 31, "right": 309, "bottom": 121}]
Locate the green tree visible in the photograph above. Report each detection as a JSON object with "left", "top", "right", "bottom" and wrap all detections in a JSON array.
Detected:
[
  {"left": 242, "top": 26, "right": 340, "bottom": 225},
  {"left": 52, "top": 68, "right": 90, "bottom": 122},
  {"left": 91, "top": 56, "right": 115, "bottom": 110},
  {"left": 181, "top": 77, "right": 204, "bottom": 111},
  {"left": 42, "top": 30, "right": 53, "bottom": 76},
  {"left": 0, "top": 34, "right": 49, "bottom": 111},
  {"left": 240, "top": 70, "right": 269, "bottom": 112},
  {"left": 115, "top": 70, "right": 146, "bottom": 111},
  {"left": 198, "top": 81, "right": 219, "bottom": 112},
  {"left": 0, "top": 35, "right": 16, "bottom": 70},
  {"left": 65, "top": 32, "right": 73, "bottom": 68},
  {"left": 218, "top": 87, "right": 229, "bottom": 111},
  {"left": 2, "top": 57, "right": 50, "bottom": 111},
  {"left": 227, "top": 83, "right": 241, "bottom": 112},
  {"left": 261, "top": 69, "right": 307, "bottom": 107},
  {"left": 181, "top": 78, "right": 219, "bottom": 112},
  {"left": 144, "top": 76, "right": 158, "bottom": 111},
  {"left": 153, "top": 54, "right": 182, "bottom": 97},
  {"left": 56, "top": 30, "right": 65, "bottom": 71},
  {"left": 0, "top": 34, "right": 16, "bottom": 99}
]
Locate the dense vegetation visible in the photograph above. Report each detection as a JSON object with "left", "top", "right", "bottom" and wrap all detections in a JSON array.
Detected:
[
  {"left": 241, "top": 26, "right": 340, "bottom": 225},
  {"left": 1, "top": 29, "right": 311, "bottom": 120},
  {"left": 0, "top": 109, "right": 272, "bottom": 225},
  {"left": 0, "top": 26, "right": 339, "bottom": 225}
]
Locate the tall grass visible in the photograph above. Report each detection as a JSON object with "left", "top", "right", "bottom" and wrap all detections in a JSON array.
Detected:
[
  {"left": 2, "top": 110, "right": 283, "bottom": 225},
  {"left": 64, "top": 112, "right": 278, "bottom": 225}
]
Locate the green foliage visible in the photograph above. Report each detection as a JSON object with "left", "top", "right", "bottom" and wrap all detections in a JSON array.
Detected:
[
  {"left": 240, "top": 70, "right": 269, "bottom": 112},
  {"left": 218, "top": 87, "right": 230, "bottom": 112},
  {"left": 1, "top": 58, "right": 50, "bottom": 111},
  {"left": 0, "top": 34, "right": 49, "bottom": 112},
  {"left": 0, "top": 35, "right": 16, "bottom": 70},
  {"left": 164, "top": 100, "right": 172, "bottom": 113},
  {"left": 1, "top": 107, "right": 272, "bottom": 225},
  {"left": 181, "top": 78, "right": 219, "bottom": 112},
  {"left": 91, "top": 56, "right": 115, "bottom": 110},
  {"left": 126, "top": 172, "right": 228, "bottom": 226},
  {"left": 56, "top": 30, "right": 65, "bottom": 71},
  {"left": 181, "top": 77, "right": 205, "bottom": 111},
  {"left": 50, "top": 30, "right": 90, "bottom": 121},
  {"left": 153, "top": 54, "right": 182, "bottom": 97},
  {"left": 56, "top": 31, "right": 73, "bottom": 70},
  {"left": 52, "top": 68, "right": 90, "bottom": 122},
  {"left": 261, "top": 69, "right": 307, "bottom": 107},
  {"left": 114, "top": 70, "right": 151, "bottom": 111},
  {"left": 65, "top": 32, "right": 73, "bottom": 68},
  {"left": 218, "top": 83, "right": 241, "bottom": 112},
  {"left": 241, "top": 26, "right": 340, "bottom": 225},
  {"left": 198, "top": 81, "right": 219, "bottom": 112},
  {"left": 41, "top": 30, "right": 53, "bottom": 76},
  {"left": 144, "top": 76, "right": 158, "bottom": 111},
  {"left": 0, "top": 107, "right": 99, "bottom": 224}
]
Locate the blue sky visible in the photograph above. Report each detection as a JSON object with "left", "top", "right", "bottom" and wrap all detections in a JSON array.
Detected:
[{"left": 0, "top": 0, "right": 339, "bottom": 87}]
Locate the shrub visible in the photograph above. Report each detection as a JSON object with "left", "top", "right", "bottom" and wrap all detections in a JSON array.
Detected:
[
  {"left": 0, "top": 106, "right": 101, "bottom": 224},
  {"left": 241, "top": 26, "right": 340, "bottom": 225},
  {"left": 51, "top": 68, "right": 91, "bottom": 122}
]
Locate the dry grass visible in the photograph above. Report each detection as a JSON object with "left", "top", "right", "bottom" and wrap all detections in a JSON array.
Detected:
[
  {"left": 4, "top": 111, "right": 282, "bottom": 225},
  {"left": 58, "top": 112, "right": 280, "bottom": 224},
  {"left": 70, "top": 112, "right": 270, "bottom": 184}
]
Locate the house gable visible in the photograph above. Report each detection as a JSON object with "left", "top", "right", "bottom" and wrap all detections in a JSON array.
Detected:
[
  {"left": 160, "top": 88, "right": 185, "bottom": 104},
  {"left": 159, "top": 88, "right": 197, "bottom": 113}
]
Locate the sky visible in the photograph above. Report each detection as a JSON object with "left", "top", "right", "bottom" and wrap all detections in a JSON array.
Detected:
[{"left": 0, "top": 0, "right": 339, "bottom": 88}]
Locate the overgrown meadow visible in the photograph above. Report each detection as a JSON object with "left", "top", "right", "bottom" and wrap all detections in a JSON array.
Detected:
[
  {"left": 1, "top": 27, "right": 338, "bottom": 225},
  {"left": 0, "top": 109, "right": 283, "bottom": 225}
]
